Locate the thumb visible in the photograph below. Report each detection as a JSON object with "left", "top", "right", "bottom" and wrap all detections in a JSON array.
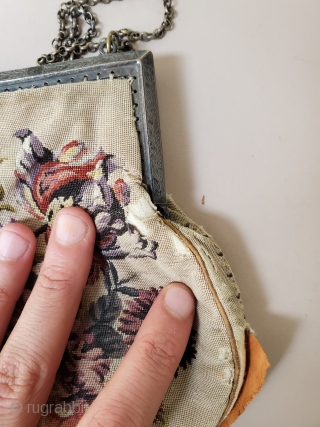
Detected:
[{"left": 78, "top": 282, "right": 195, "bottom": 427}]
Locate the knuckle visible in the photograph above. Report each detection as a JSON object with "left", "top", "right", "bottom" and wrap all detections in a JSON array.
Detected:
[
  {"left": 0, "top": 285, "right": 10, "bottom": 305},
  {"left": 37, "top": 264, "right": 73, "bottom": 296},
  {"left": 0, "top": 353, "right": 42, "bottom": 401},
  {"left": 138, "top": 332, "right": 178, "bottom": 372},
  {"left": 87, "top": 416, "right": 108, "bottom": 427},
  {"left": 87, "top": 407, "right": 137, "bottom": 427}
]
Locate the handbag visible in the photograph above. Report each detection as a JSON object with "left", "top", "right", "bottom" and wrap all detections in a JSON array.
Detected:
[{"left": 0, "top": 1, "right": 269, "bottom": 426}]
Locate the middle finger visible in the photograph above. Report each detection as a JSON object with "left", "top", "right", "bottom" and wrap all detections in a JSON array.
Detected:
[{"left": 0, "top": 207, "right": 96, "bottom": 427}]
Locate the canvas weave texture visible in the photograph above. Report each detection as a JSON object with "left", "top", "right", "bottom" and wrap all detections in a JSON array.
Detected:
[{"left": 0, "top": 78, "right": 249, "bottom": 427}]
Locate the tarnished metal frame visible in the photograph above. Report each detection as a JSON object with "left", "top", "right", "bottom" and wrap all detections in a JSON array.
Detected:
[{"left": 0, "top": 51, "right": 168, "bottom": 217}]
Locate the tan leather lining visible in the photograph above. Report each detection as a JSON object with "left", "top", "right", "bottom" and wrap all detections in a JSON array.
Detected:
[
  {"left": 163, "top": 219, "right": 241, "bottom": 421},
  {"left": 218, "top": 333, "right": 270, "bottom": 427}
]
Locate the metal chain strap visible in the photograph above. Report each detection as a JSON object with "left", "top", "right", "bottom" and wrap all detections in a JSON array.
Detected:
[{"left": 37, "top": 0, "right": 174, "bottom": 65}]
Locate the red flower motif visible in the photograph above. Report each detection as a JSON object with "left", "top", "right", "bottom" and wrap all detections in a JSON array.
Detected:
[
  {"left": 12, "top": 129, "right": 161, "bottom": 425},
  {"left": 113, "top": 178, "right": 130, "bottom": 206},
  {"left": 33, "top": 153, "right": 105, "bottom": 215}
]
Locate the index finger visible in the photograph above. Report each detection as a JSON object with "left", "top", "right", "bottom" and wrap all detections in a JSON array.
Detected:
[
  {"left": 0, "top": 207, "right": 96, "bottom": 426},
  {"left": 0, "top": 223, "right": 36, "bottom": 344}
]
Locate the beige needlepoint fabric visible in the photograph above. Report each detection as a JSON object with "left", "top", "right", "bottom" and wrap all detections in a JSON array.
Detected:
[{"left": 0, "top": 77, "right": 265, "bottom": 426}]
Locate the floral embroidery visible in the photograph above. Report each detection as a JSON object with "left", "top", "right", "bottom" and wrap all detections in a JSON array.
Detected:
[
  {"left": 11, "top": 129, "right": 161, "bottom": 417},
  {"left": 154, "top": 403, "right": 168, "bottom": 427},
  {"left": 174, "top": 328, "right": 197, "bottom": 378},
  {"left": 8, "top": 129, "right": 197, "bottom": 425},
  {"left": 119, "top": 286, "right": 198, "bottom": 374},
  {"left": 113, "top": 178, "right": 130, "bottom": 205},
  {"left": 118, "top": 287, "right": 161, "bottom": 347},
  {"left": 14, "top": 129, "right": 157, "bottom": 260},
  {"left": 83, "top": 263, "right": 136, "bottom": 359}
]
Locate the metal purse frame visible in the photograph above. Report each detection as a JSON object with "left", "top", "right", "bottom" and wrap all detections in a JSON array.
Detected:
[{"left": 0, "top": 51, "right": 168, "bottom": 217}]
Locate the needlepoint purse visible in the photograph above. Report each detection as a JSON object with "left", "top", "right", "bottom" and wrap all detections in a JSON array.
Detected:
[{"left": 0, "top": 1, "right": 269, "bottom": 426}]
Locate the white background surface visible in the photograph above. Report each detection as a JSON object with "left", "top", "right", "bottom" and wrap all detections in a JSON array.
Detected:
[{"left": 1, "top": 1, "right": 320, "bottom": 426}]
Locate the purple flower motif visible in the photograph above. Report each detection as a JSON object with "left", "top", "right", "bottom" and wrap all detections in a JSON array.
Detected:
[
  {"left": 14, "top": 129, "right": 158, "bottom": 260},
  {"left": 119, "top": 287, "right": 197, "bottom": 374},
  {"left": 12, "top": 129, "right": 160, "bottom": 423},
  {"left": 118, "top": 287, "right": 160, "bottom": 346}
]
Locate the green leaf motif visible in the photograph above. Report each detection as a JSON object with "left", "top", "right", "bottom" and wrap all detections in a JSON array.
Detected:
[{"left": 0, "top": 204, "right": 16, "bottom": 213}]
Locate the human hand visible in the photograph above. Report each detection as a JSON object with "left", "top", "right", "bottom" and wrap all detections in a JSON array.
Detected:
[{"left": 0, "top": 207, "right": 195, "bottom": 427}]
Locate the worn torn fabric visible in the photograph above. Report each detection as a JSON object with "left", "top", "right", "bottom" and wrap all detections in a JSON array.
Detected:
[{"left": 0, "top": 78, "right": 267, "bottom": 426}]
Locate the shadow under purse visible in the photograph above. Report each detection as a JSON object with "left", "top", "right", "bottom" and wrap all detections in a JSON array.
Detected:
[{"left": 0, "top": 2, "right": 269, "bottom": 426}]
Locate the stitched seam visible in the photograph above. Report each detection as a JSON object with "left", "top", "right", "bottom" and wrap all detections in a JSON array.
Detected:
[{"left": 163, "top": 219, "right": 241, "bottom": 424}]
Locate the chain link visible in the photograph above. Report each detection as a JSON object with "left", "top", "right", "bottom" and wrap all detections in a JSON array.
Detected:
[{"left": 37, "top": 0, "right": 174, "bottom": 65}]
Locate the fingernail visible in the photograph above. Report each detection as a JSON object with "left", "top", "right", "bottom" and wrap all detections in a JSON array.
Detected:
[
  {"left": 55, "top": 213, "right": 88, "bottom": 245},
  {"left": 164, "top": 284, "right": 195, "bottom": 319},
  {"left": 0, "top": 230, "right": 29, "bottom": 260}
]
